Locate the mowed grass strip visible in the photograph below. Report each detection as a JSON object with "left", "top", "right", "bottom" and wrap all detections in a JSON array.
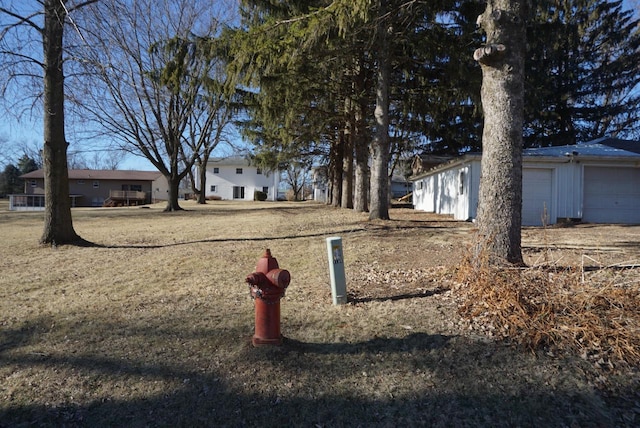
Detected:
[{"left": 0, "top": 200, "right": 636, "bottom": 426}]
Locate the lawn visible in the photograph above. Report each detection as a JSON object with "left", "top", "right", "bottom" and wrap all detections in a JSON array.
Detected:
[{"left": 1, "top": 200, "right": 639, "bottom": 427}]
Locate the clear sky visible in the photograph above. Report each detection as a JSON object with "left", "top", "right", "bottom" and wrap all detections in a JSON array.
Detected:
[{"left": 0, "top": 0, "right": 638, "bottom": 171}]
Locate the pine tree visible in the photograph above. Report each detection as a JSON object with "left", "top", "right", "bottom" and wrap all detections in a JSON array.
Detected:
[{"left": 525, "top": 0, "right": 640, "bottom": 146}]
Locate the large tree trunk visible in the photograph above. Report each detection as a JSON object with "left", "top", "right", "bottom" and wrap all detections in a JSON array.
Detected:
[
  {"left": 341, "top": 125, "right": 354, "bottom": 209},
  {"left": 369, "top": 6, "right": 391, "bottom": 221},
  {"left": 164, "top": 172, "right": 183, "bottom": 212},
  {"left": 330, "top": 132, "right": 344, "bottom": 207},
  {"left": 40, "top": 0, "right": 82, "bottom": 246},
  {"left": 474, "top": 0, "right": 526, "bottom": 265},
  {"left": 353, "top": 108, "right": 369, "bottom": 213},
  {"left": 353, "top": 64, "right": 369, "bottom": 213},
  {"left": 197, "top": 160, "right": 207, "bottom": 204}
]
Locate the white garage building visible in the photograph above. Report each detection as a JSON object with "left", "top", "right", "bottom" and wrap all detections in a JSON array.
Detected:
[{"left": 410, "top": 137, "right": 640, "bottom": 226}]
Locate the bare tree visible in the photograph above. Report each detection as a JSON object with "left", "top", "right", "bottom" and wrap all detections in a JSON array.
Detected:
[
  {"left": 182, "top": 79, "right": 237, "bottom": 205},
  {"left": 473, "top": 0, "right": 527, "bottom": 265},
  {"left": 282, "top": 161, "right": 310, "bottom": 201},
  {"left": 75, "top": 0, "right": 233, "bottom": 211},
  {"left": 0, "top": 134, "right": 11, "bottom": 168},
  {"left": 0, "top": 0, "right": 97, "bottom": 245}
]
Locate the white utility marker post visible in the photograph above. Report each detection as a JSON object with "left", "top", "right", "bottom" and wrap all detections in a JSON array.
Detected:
[{"left": 326, "top": 237, "right": 347, "bottom": 305}]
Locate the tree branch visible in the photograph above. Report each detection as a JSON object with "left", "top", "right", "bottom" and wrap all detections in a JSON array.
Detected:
[
  {"left": 473, "top": 43, "right": 506, "bottom": 64},
  {"left": 0, "top": 8, "right": 43, "bottom": 37}
]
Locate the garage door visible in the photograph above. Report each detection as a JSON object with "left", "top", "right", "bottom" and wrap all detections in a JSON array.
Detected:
[
  {"left": 583, "top": 166, "right": 640, "bottom": 224},
  {"left": 522, "top": 168, "right": 553, "bottom": 226}
]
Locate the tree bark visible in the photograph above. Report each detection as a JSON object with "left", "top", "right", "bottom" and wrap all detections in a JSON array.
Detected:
[
  {"left": 353, "top": 62, "right": 369, "bottom": 213},
  {"left": 353, "top": 105, "right": 369, "bottom": 213},
  {"left": 40, "top": 0, "right": 82, "bottom": 246},
  {"left": 164, "top": 171, "right": 183, "bottom": 212},
  {"left": 330, "top": 132, "right": 344, "bottom": 207},
  {"left": 341, "top": 124, "right": 354, "bottom": 209},
  {"left": 474, "top": 0, "right": 526, "bottom": 265},
  {"left": 369, "top": 5, "right": 391, "bottom": 221},
  {"left": 197, "top": 163, "right": 207, "bottom": 204}
]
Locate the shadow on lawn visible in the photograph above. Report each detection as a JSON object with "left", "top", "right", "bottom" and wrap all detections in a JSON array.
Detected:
[
  {"left": 80, "top": 224, "right": 460, "bottom": 250},
  {"left": 348, "top": 286, "right": 449, "bottom": 304},
  {"left": 1, "top": 321, "right": 630, "bottom": 427}
]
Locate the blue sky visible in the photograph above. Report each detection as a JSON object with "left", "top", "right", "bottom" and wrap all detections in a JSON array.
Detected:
[{"left": 0, "top": 0, "right": 638, "bottom": 171}]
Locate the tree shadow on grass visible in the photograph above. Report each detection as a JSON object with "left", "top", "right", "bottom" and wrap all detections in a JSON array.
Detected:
[
  {"left": 0, "top": 319, "right": 634, "bottom": 427},
  {"left": 348, "top": 286, "right": 449, "bottom": 304},
  {"left": 89, "top": 222, "right": 463, "bottom": 250}
]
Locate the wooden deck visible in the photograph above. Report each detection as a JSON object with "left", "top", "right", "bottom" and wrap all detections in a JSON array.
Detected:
[{"left": 103, "top": 190, "right": 147, "bottom": 207}]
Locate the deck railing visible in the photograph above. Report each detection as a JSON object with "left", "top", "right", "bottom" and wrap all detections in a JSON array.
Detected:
[{"left": 109, "top": 190, "right": 147, "bottom": 200}]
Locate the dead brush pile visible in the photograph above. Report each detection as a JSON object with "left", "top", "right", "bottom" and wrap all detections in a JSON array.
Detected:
[{"left": 455, "top": 254, "right": 640, "bottom": 370}]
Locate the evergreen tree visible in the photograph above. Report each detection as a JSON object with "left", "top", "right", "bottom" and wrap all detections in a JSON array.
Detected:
[
  {"left": 0, "top": 164, "right": 23, "bottom": 196},
  {"left": 17, "top": 154, "right": 39, "bottom": 174},
  {"left": 524, "top": 0, "right": 640, "bottom": 146}
]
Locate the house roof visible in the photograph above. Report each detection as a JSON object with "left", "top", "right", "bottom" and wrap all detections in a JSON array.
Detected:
[
  {"left": 409, "top": 137, "right": 640, "bottom": 181},
  {"left": 525, "top": 137, "right": 640, "bottom": 158},
  {"left": 209, "top": 156, "right": 252, "bottom": 166},
  {"left": 21, "top": 169, "right": 163, "bottom": 181}
]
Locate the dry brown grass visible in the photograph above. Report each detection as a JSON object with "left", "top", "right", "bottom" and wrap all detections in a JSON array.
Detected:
[
  {"left": 1, "top": 199, "right": 639, "bottom": 426},
  {"left": 456, "top": 248, "right": 640, "bottom": 370}
]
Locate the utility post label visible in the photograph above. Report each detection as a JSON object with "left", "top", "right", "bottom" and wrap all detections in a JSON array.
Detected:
[
  {"left": 332, "top": 245, "right": 343, "bottom": 265},
  {"left": 326, "top": 236, "right": 347, "bottom": 305}
]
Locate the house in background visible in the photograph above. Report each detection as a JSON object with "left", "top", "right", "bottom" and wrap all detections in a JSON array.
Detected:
[
  {"left": 410, "top": 137, "right": 640, "bottom": 226},
  {"left": 11, "top": 169, "right": 168, "bottom": 210},
  {"left": 311, "top": 166, "right": 328, "bottom": 202},
  {"left": 311, "top": 160, "right": 415, "bottom": 203},
  {"left": 198, "top": 156, "right": 279, "bottom": 201}
]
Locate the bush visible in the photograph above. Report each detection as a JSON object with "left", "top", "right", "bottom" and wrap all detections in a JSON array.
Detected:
[{"left": 254, "top": 190, "right": 267, "bottom": 201}]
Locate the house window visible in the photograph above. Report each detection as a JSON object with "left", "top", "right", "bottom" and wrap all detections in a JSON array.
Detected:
[
  {"left": 210, "top": 185, "right": 217, "bottom": 192},
  {"left": 262, "top": 186, "right": 269, "bottom": 195},
  {"left": 130, "top": 184, "right": 142, "bottom": 192},
  {"left": 93, "top": 181, "right": 100, "bottom": 188},
  {"left": 236, "top": 168, "right": 243, "bottom": 174},
  {"left": 30, "top": 180, "right": 37, "bottom": 187},
  {"left": 416, "top": 181, "right": 423, "bottom": 190},
  {"left": 213, "top": 167, "right": 219, "bottom": 174},
  {"left": 256, "top": 168, "right": 262, "bottom": 175},
  {"left": 233, "top": 186, "right": 245, "bottom": 199},
  {"left": 458, "top": 171, "right": 465, "bottom": 195},
  {"left": 77, "top": 180, "right": 85, "bottom": 185}
]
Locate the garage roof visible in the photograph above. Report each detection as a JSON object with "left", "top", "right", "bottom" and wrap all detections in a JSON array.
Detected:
[{"left": 525, "top": 137, "right": 640, "bottom": 158}]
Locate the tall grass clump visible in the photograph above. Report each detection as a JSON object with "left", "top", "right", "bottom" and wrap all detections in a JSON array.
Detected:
[{"left": 456, "top": 239, "right": 640, "bottom": 370}]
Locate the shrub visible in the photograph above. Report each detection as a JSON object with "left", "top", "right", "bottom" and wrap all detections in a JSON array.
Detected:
[{"left": 254, "top": 190, "right": 267, "bottom": 201}]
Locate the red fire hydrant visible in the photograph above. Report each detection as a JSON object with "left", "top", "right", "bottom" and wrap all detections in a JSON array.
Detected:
[{"left": 246, "top": 249, "right": 291, "bottom": 346}]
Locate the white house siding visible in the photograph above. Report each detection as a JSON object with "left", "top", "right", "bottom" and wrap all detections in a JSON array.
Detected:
[
  {"left": 435, "top": 167, "right": 460, "bottom": 216},
  {"left": 413, "top": 175, "right": 437, "bottom": 212},
  {"left": 522, "top": 168, "right": 554, "bottom": 226},
  {"left": 413, "top": 159, "right": 479, "bottom": 221},
  {"left": 582, "top": 165, "right": 640, "bottom": 224},
  {"left": 202, "top": 163, "right": 279, "bottom": 201},
  {"left": 412, "top": 139, "right": 640, "bottom": 226}
]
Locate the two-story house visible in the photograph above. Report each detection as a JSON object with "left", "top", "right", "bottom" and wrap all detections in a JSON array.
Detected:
[{"left": 199, "top": 156, "right": 280, "bottom": 201}]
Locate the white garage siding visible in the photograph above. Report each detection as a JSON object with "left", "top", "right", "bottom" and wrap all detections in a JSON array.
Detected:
[
  {"left": 583, "top": 166, "right": 640, "bottom": 224},
  {"left": 522, "top": 168, "right": 554, "bottom": 226}
]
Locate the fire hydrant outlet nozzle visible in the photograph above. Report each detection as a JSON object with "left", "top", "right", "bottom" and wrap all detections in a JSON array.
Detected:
[{"left": 245, "top": 249, "right": 290, "bottom": 346}]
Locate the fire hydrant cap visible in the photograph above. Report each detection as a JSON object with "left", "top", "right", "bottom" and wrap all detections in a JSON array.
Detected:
[
  {"left": 256, "top": 248, "right": 280, "bottom": 273},
  {"left": 268, "top": 268, "right": 290, "bottom": 288}
]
